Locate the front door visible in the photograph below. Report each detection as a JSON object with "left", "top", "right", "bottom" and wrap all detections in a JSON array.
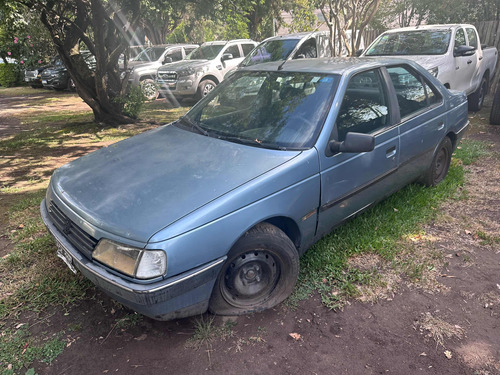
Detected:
[{"left": 317, "top": 68, "right": 399, "bottom": 237}]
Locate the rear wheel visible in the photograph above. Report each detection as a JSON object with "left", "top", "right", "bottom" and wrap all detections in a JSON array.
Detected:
[
  {"left": 209, "top": 223, "right": 299, "bottom": 316},
  {"left": 421, "top": 137, "right": 452, "bottom": 187},
  {"left": 140, "top": 79, "right": 159, "bottom": 100},
  {"left": 489, "top": 81, "right": 500, "bottom": 125},
  {"left": 67, "top": 78, "right": 76, "bottom": 91},
  {"left": 468, "top": 76, "right": 488, "bottom": 112}
]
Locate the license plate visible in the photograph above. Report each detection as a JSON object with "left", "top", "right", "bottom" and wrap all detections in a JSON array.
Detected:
[
  {"left": 56, "top": 241, "right": 77, "bottom": 274},
  {"left": 42, "top": 80, "right": 47, "bottom": 84}
]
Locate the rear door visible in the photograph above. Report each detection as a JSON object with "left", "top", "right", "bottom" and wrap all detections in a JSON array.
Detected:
[
  {"left": 386, "top": 64, "right": 445, "bottom": 182},
  {"left": 317, "top": 68, "right": 400, "bottom": 237}
]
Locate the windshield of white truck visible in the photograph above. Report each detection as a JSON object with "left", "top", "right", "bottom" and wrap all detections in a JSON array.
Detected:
[
  {"left": 240, "top": 39, "right": 300, "bottom": 67},
  {"left": 365, "top": 30, "right": 451, "bottom": 56}
]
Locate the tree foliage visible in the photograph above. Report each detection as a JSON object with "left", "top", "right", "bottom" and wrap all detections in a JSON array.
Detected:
[{"left": 318, "top": 0, "right": 380, "bottom": 56}]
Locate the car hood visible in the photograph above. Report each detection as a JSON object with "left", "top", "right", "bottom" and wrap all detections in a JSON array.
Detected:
[
  {"left": 382, "top": 54, "right": 447, "bottom": 70},
  {"left": 158, "top": 59, "right": 210, "bottom": 72},
  {"left": 50, "top": 124, "right": 299, "bottom": 243}
]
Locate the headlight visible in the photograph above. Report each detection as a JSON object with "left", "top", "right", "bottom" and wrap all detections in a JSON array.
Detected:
[
  {"left": 93, "top": 239, "right": 166, "bottom": 279},
  {"left": 177, "top": 68, "right": 196, "bottom": 77},
  {"left": 428, "top": 66, "right": 439, "bottom": 78}
]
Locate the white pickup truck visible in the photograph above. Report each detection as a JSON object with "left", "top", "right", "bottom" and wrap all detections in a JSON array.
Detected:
[{"left": 362, "top": 24, "right": 498, "bottom": 111}]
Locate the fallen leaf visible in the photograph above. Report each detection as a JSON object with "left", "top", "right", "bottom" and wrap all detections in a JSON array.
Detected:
[
  {"left": 289, "top": 333, "right": 301, "bottom": 341},
  {"left": 18, "top": 224, "right": 24, "bottom": 229},
  {"left": 444, "top": 350, "right": 452, "bottom": 359},
  {"left": 420, "top": 352, "right": 427, "bottom": 357},
  {"left": 134, "top": 334, "right": 147, "bottom": 341},
  {"left": 465, "top": 230, "right": 471, "bottom": 235},
  {"left": 15, "top": 323, "right": 24, "bottom": 329},
  {"left": 393, "top": 208, "right": 399, "bottom": 212}
]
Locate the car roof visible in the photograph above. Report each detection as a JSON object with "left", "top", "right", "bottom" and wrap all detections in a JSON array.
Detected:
[
  {"left": 262, "top": 31, "right": 328, "bottom": 42},
  {"left": 239, "top": 57, "right": 415, "bottom": 75},
  {"left": 383, "top": 24, "right": 473, "bottom": 34}
]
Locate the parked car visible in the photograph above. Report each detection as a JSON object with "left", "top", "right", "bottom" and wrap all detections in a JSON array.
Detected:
[
  {"left": 361, "top": 24, "right": 498, "bottom": 111},
  {"left": 121, "top": 44, "right": 198, "bottom": 100},
  {"left": 156, "top": 39, "right": 257, "bottom": 101},
  {"left": 41, "top": 52, "right": 96, "bottom": 91},
  {"left": 24, "top": 64, "right": 49, "bottom": 88},
  {"left": 239, "top": 31, "right": 332, "bottom": 68},
  {"left": 41, "top": 57, "right": 468, "bottom": 321}
]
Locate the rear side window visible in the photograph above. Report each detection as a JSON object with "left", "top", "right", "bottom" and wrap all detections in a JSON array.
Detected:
[
  {"left": 466, "top": 28, "right": 478, "bottom": 49},
  {"left": 336, "top": 69, "right": 389, "bottom": 141},
  {"left": 242, "top": 44, "right": 256, "bottom": 56},
  {"left": 386, "top": 65, "right": 442, "bottom": 119}
]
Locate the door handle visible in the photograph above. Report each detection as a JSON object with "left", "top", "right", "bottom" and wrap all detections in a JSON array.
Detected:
[
  {"left": 386, "top": 146, "right": 397, "bottom": 158},
  {"left": 437, "top": 121, "right": 444, "bottom": 131},
  {"left": 467, "top": 60, "right": 472, "bottom": 64}
]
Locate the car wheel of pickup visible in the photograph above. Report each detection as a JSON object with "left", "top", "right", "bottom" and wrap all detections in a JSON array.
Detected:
[
  {"left": 421, "top": 137, "right": 452, "bottom": 187},
  {"left": 196, "top": 79, "right": 216, "bottom": 101},
  {"left": 489, "top": 81, "right": 500, "bottom": 125},
  {"left": 209, "top": 223, "right": 299, "bottom": 316},
  {"left": 67, "top": 78, "right": 76, "bottom": 92},
  {"left": 140, "top": 79, "right": 159, "bottom": 100},
  {"left": 468, "top": 77, "right": 488, "bottom": 112}
]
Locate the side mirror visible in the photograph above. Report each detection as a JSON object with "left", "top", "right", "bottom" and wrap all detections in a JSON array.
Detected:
[
  {"left": 355, "top": 49, "right": 364, "bottom": 57},
  {"left": 163, "top": 56, "right": 173, "bottom": 64},
  {"left": 453, "top": 45, "right": 475, "bottom": 57},
  {"left": 328, "top": 132, "right": 375, "bottom": 154},
  {"left": 221, "top": 53, "right": 233, "bottom": 62}
]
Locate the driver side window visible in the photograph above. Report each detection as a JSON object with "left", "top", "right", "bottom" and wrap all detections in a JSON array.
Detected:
[
  {"left": 455, "top": 28, "right": 466, "bottom": 49},
  {"left": 336, "top": 69, "right": 389, "bottom": 142}
]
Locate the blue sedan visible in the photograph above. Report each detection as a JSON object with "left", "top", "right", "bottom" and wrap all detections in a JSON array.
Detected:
[{"left": 41, "top": 58, "right": 469, "bottom": 320}]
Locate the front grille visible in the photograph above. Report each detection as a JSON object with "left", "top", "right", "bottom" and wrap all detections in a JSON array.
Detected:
[
  {"left": 48, "top": 201, "right": 98, "bottom": 260},
  {"left": 158, "top": 71, "right": 177, "bottom": 82}
]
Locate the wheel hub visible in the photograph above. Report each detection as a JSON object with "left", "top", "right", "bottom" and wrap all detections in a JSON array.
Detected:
[{"left": 221, "top": 251, "right": 279, "bottom": 307}]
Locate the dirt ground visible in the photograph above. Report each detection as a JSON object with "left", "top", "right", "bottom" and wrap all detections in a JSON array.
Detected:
[{"left": 1, "top": 90, "right": 500, "bottom": 375}]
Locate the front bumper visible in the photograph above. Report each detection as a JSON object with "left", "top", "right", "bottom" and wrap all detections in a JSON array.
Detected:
[
  {"left": 41, "top": 199, "right": 225, "bottom": 320},
  {"left": 157, "top": 75, "right": 197, "bottom": 97}
]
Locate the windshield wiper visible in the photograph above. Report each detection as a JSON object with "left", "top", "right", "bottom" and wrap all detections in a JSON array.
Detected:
[
  {"left": 216, "top": 134, "right": 285, "bottom": 150},
  {"left": 179, "top": 116, "right": 209, "bottom": 136}
]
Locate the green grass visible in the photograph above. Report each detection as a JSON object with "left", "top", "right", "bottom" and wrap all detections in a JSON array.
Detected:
[
  {"left": 0, "top": 324, "right": 65, "bottom": 375},
  {"left": 291, "top": 139, "right": 486, "bottom": 309}
]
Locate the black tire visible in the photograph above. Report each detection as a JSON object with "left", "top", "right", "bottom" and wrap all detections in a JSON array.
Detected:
[
  {"left": 209, "top": 222, "right": 299, "bottom": 316},
  {"left": 140, "top": 78, "right": 159, "bottom": 100},
  {"left": 468, "top": 76, "right": 488, "bottom": 112},
  {"left": 196, "top": 79, "right": 216, "bottom": 101},
  {"left": 489, "top": 82, "right": 500, "bottom": 125},
  {"left": 421, "top": 137, "right": 452, "bottom": 187}
]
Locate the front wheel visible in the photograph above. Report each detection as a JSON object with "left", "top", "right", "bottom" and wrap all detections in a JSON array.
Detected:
[
  {"left": 209, "top": 223, "right": 299, "bottom": 316},
  {"left": 468, "top": 77, "right": 488, "bottom": 112},
  {"left": 420, "top": 137, "right": 452, "bottom": 187},
  {"left": 140, "top": 79, "right": 159, "bottom": 100},
  {"left": 196, "top": 79, "right": 216, "bottom": 101}
]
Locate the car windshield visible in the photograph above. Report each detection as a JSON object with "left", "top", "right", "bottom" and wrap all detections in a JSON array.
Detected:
[
  {"left": 181, "top": 71, "right": 339, "bottom": 150},
  {"left": 187, "top": 45, "right": 224, "bottom": 60},
  {"left": 240, "top": 39, "right": 300, "bottom": 67},
  {"left": 365, "top": 30, "right": 451, "bottom": 56},
  {"left": 133, "top": 47, "right": 165, "bottom": 62}
]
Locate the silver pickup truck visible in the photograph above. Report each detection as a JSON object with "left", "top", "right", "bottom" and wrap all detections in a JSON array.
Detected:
[
  {"left": 156, "top": 39, "right": 257, "bottom": 101},
  {"left": 122, "top": 44, "right": 198, "bottom": 100}
]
